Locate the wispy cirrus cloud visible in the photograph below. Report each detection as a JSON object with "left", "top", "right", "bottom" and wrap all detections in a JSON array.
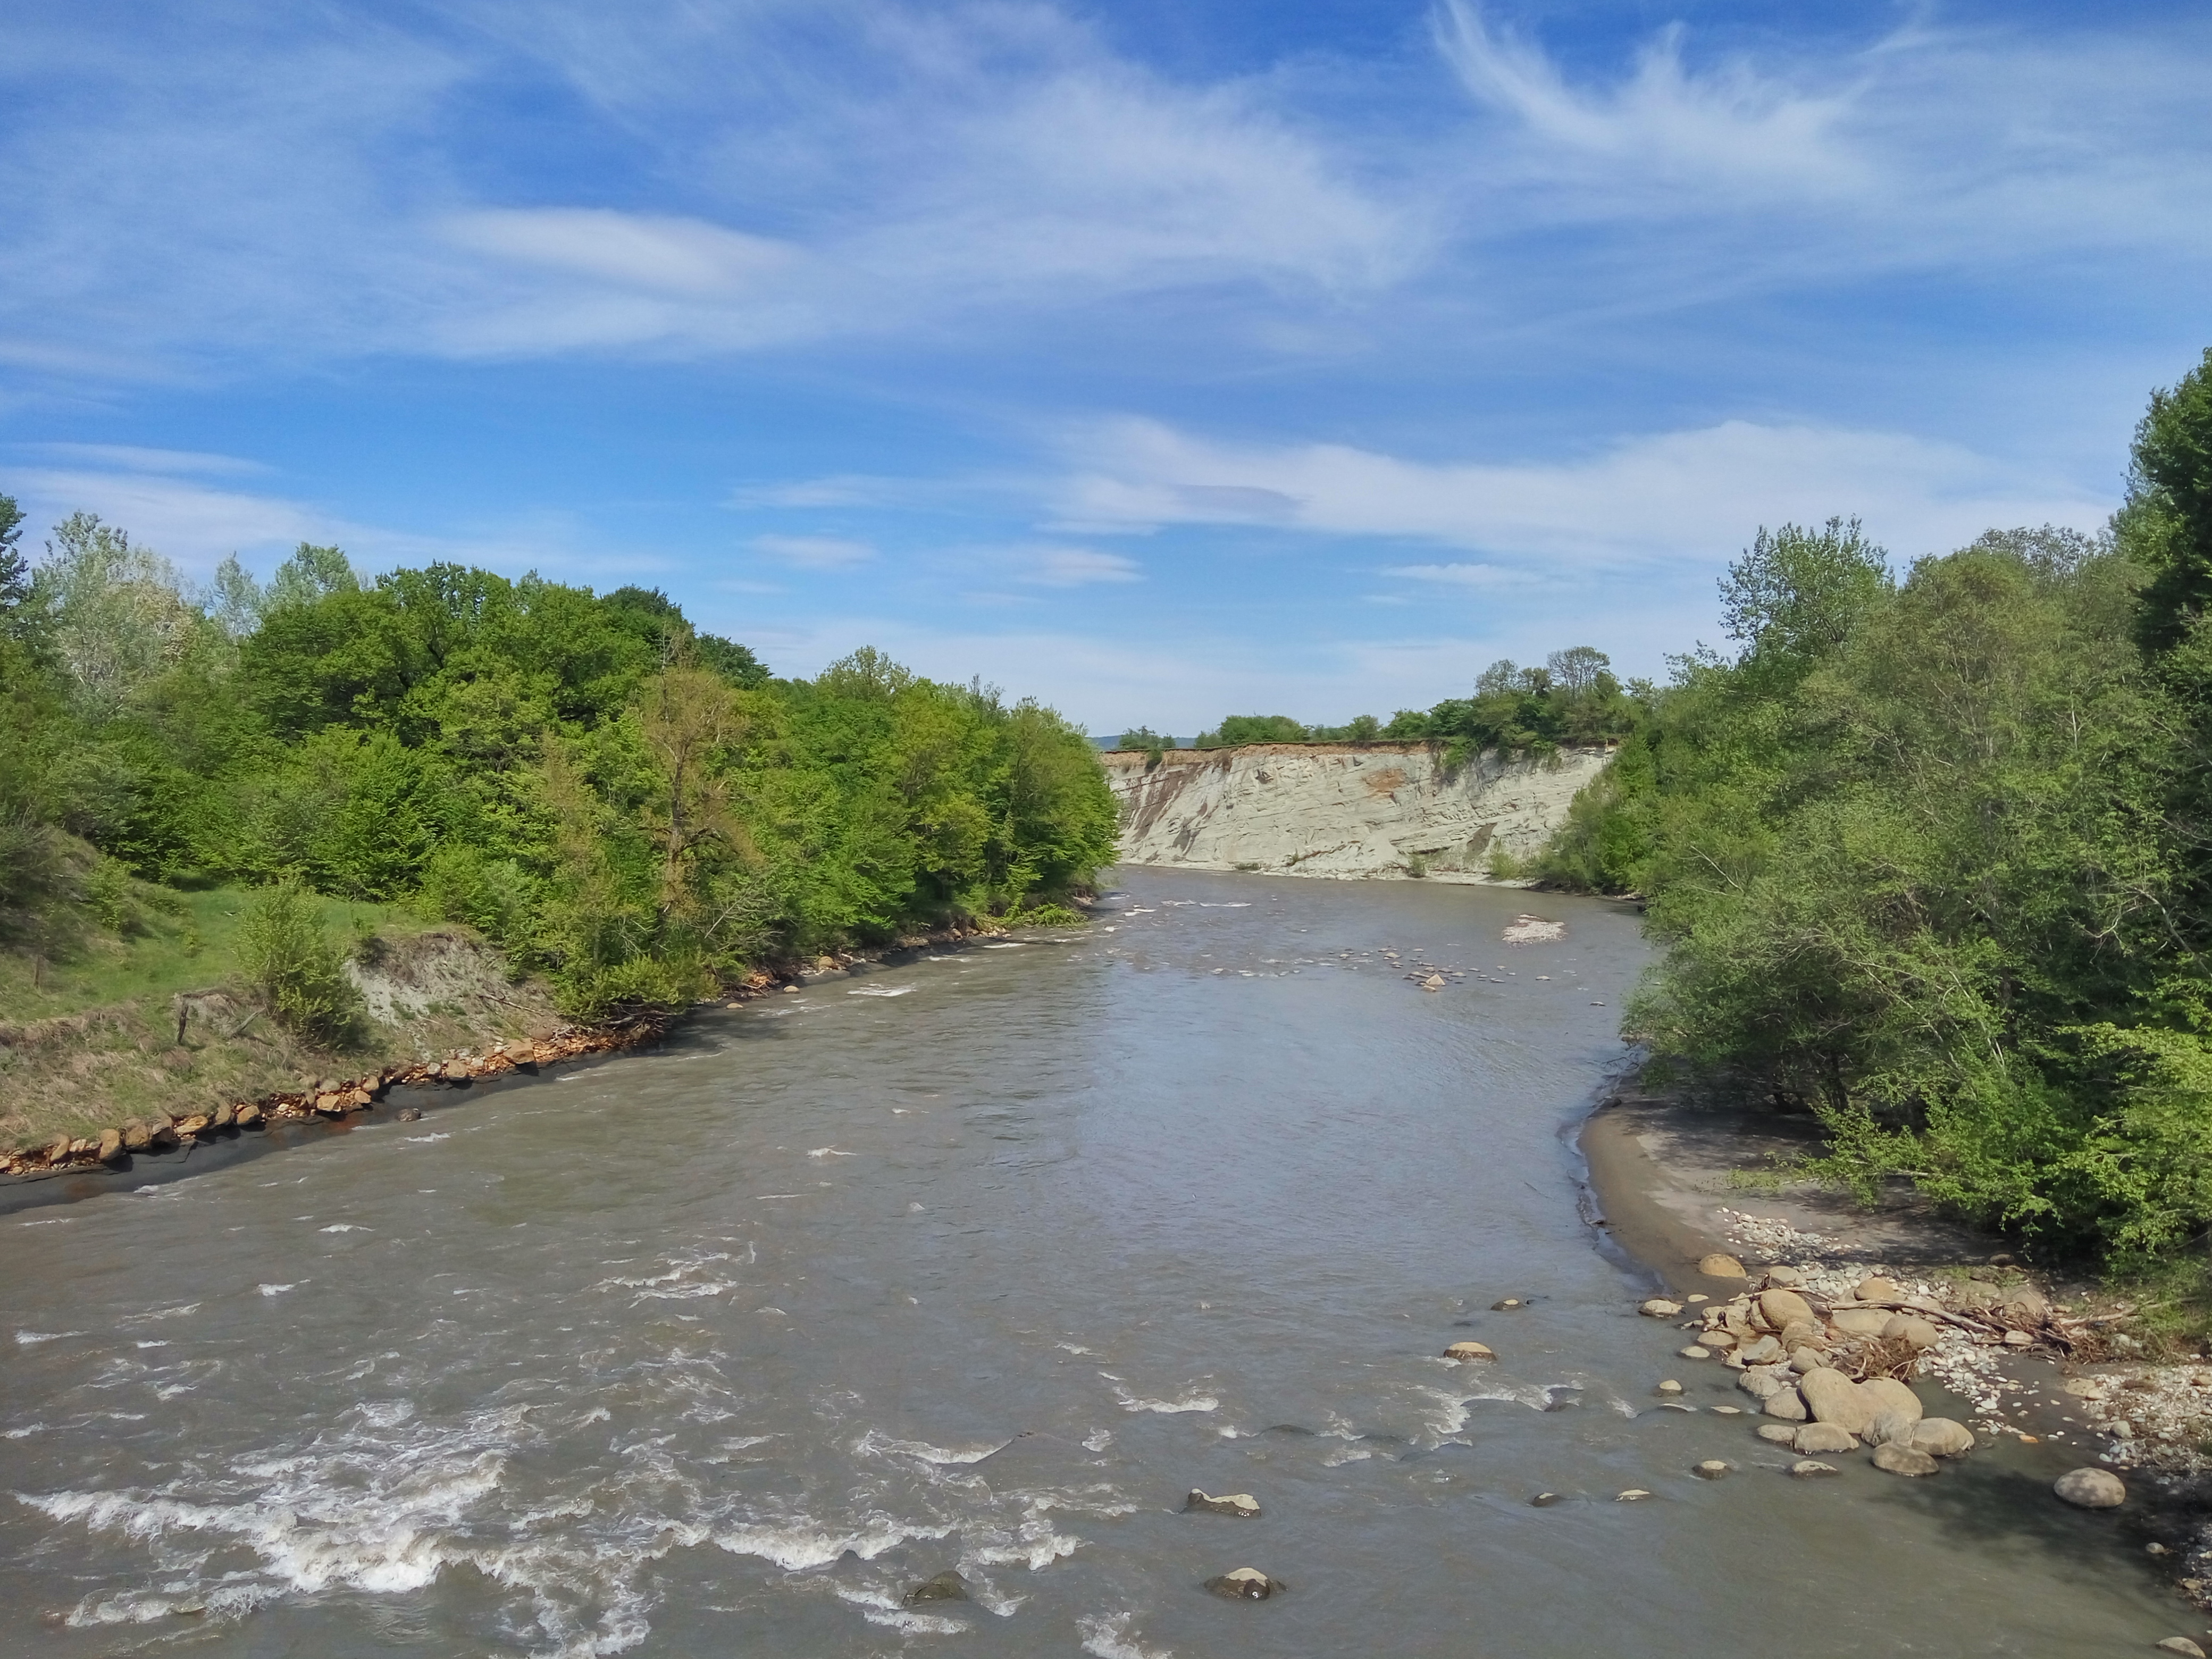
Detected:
[
  {"left": 1019, "top": 547, "right": 1142, "bottom": 587},
  {"left": 1052, "top": 414, "right": 2108, "bottom": 568},
  {"left": 752, "top": 533, "right": 877, "bottom": 569}
]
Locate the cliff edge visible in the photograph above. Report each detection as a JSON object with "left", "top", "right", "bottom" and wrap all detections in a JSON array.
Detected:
[{"left": 1101, "top": 742, "right": 1611, "bottom": 881}]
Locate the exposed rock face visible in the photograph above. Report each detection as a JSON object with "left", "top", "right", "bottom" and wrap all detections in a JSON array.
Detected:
[
  {"left": 903, "top": 1571, "right": 970, "bottom": 1605},
  {"left": 1102, "top": 743, "right": 1613, "bottom": 879}
]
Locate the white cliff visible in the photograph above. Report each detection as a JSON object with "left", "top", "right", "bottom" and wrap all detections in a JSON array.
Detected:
[{"left": 1101, "top": 742, "right": 1611, "bottom": 881}]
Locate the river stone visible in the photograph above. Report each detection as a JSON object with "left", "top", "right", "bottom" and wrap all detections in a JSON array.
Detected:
[
  {"left": 1829, "top": 1308, "right": 1892, "bottom": 1338},
  {"left": 210, "top": 1104, "right": 233, "bottom": 1129},
  {"left": 1698, "top": 1253, "right": 1748, "bottom": 1279},
  {"left": 1421, "top": 974, "right": 1445, "bottom": 991},
  {"left": 2063, "top": 1377, "right": 2107, "bottom": 1399},
  {"left": 1739, "top": 1367, "right": 1788, "bottom": 1400},
  {"left": 1795, "top": 1422, "right": 1858, "bottom": 1454},
  {"left": 1789, "top": 1346, "right": 1829, "bottom": 1373},
  {"left": 1882, "top": 1315, "right": 1941, "bottom": 1351},
  {"left": 1709, "top": 1405, "right": 1743, "bottom": 1415},
  {"left": 1763, "top": 1387, "right": 1808, "bottom": 1421},
  {"left": 1529, "top": 1492, "right": 1565, "bottom": 1506},
  {"left": 2004, "top": 1329, "right": 2035, "bottom": 1347},
  {"left": 1680, "top": 1345, "right": 1712, "bottom": 1360},
  {"left": 1872, "top": 1443, "right": 1939, "bottom": 1477},
  {"left": 1702, "top": 1328, "right": 1739, "bottom": 1350},
  {"left": 1737, "top": 1336, "right": 1784, "bottom": 1365},
  {"left": 121, "top": 1120, "right": 153, "bottom": 1152},
  {"left": 1764, "top": 1266, "right": 1805, "bottom": 1287},
  {"left": 1778, "top": 1320, "right": 1823, "bottom": 1351},
  {"left": 1656, "top": 1380, "right": 1684, "bottom": 1395},
  {"left": 1792, "top": 1459, "right": 1841, "bottom": 1478},
  {"left": 1444, "top": 1341, "right": 1495, "bottom": 1362},
  {"left": 1951, "top": 1279, "right": 2003, "bottom": 1311},
  {"left": 1799, "top": 1368, "right": 1876, "bottom": 1434},
  {"left": 1867, "top": 1410, "right": 1918, "bottom": 1447},
  {"left": 396, "top": 1107, "right": 423, "bottom": 1122},
  {"left": 2155, "top": 1639, "right": 2207, "bottom": 1657},
  {"left": 1186, "top": 1490, "right": 1262, "bottom": 1518},
  {"left": 1760, "top": 1289, "right": 1816, "bottom": 1331},
  {"left": 1692, "top": 1460, "right": 1732, "bottom": 1480},
  {"left": 2054, "top": 1468, "right": 2127, "bottom": 1509},
  {"left": 1491, "top": 1297, "right": 1526, "bottom": 1310},
  {"left": 96, "top": 1128, "right": 122, "bottom": 1160},
  {"left": 1640, "top": 1298, "right": 1683, "bottom": 1319},
  {"left": 149, "top": 1120, "right": 179, "bottom": 1147},
  {"left": 1615, "top": 1489, "right": 1652, "bottom": 1501},
  {"left": 1758, "top": 1423, "right": 1799, "bottom": 1444},
  {"left": 903, "top": 1571, "right": 970, "bottom": 1605},
  {"left": 1855, "top": 1276, "right": 1903, "bottom": 1303},
  {"left": 1912, "top": 1418, "right": 1976, "bottom": 1457},
  {"left": 2000, "top": 1288, "right": 2052, "bottom": 1328},
  {"left": 1860, "top": 1378, "right": 1923, "bottom": 1425},
  {"left": 1205, "top": 1568, "right": 1283, "bottom": 1601},
  {"left": 234, "top": 1102, "right": 263, "bottom": 1128}
]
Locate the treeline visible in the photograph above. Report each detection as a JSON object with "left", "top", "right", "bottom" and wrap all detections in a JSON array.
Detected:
[
  {"left": 1118, "top": 645, "right": 1640, "bottom": 761},
  {"left": 1539, "top": 347, "right": 2212, "bottom": 1276},
  {"left": 0, "top": 509, "right": 1118, "bottom": 1017}
]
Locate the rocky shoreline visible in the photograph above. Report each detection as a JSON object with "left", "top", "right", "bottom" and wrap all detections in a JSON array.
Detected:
[
  {"left": 1582, "top": 1088, "right": 2212, "bottom": 1625},
  {"left": 0, "top": 921, "right": 1016, "bottom": 1195}
]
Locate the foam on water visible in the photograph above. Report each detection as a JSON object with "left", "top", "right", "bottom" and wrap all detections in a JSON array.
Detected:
[{"left": 1080, "top": 1610, "right": 1175, "bottom": 1658}]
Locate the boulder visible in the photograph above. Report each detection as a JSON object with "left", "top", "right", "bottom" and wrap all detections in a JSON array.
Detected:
[
  {"left": 1736, "top": 1336, "right": 1784, "bottom": 1366},
  {"left": 1799, "top": 1368, "right": 1876, "bottom": 1435},
  {"left": 1529, "top": 1492, "right": 1565, "bottom": 1506},
  {"left": 1795, "top": 1423, "right": 1858, "bottom": 1455},
  {"left": 177, "top": 1115, "right": 211, "bottom": 1136},
  {"left": 121, "top": 1120, "right": 153, "bottom": 1152},
  {"left": 1912, "top": 1418, "right": 1975, "bottom": 1457},
  {"left": 441, "top": 1060, "right": 473, "bottom": 1083},
  {"left": 2053, "top": 1468, "right": 2127, "bottom": 1509},
  {"left": 1762, "top": 1387, "right": 1808, "bottom": 1422},
  {"left": 1789, "top": 1346, "right": 1829, "bottom": 1374},
  {"left": 1882, "top": 1316, "right": 1941, "bottom": 1351},
  {"left": 1855, "top": 1276, "right": 1903, "bottom": 1303},
  {"left": 1950, "top": 1280, "right": 2003, "bottom": 1311},
  {"left": 1205, "top": 1569, "right": 1284, "bottom": 1601},
  {"left": 1703, "top": 1329, "right": 1739, "bottom": 1350},
  {"left": 1691, "top": 1460, "right": 1732, "bottom": 1480},
  {"left": 1698, "top": 1253, "right": 1748, "bottom": 1279},
  {"left": 1444, "top": 1341, "right": 1495, "bottom": 1362},
  {"left": 2155, "top": 1639, "right": 2207, "bottom": 1658},
  {"left": 234, "top": 1102, "right": 263, "bottom": 1128},
  {"left": 1757, "top": 1423, "right": 1799, "bottom": 1445},
  {"left": 395, "top": 1107, "right": 423, "bottom": 1123},
  {"left": 43, "top": 1136, "right": 71, "bottom": 1163},
  {"left": 1679, "top": 1345, "right": 1712, "bottom": 1360},
  {"left": 903, "top": 1571, "right": 970, "bottom": 1605},
  {"left": 1764, "top": 1266, "right": 1805, "bottom": 1288},
  {"left": 1639, "top": 1298, "right": 1683, "bottom": 1319},
  {"left": 148, "top": 1120, "right": 179, "bottom": 1148},
  {"left": 1872, "top": 1443, "right": 1939, "bottom": 1477},
  {"left": 1421, "top": 974, "right": 1445, "bottom": 991},
  {"left": 1760, "top": 1289, "right": 1816, "bottom": 1331},
  {"left": 1739, "top": 1368, "right": 1788, "bottom": 1400},
  {"left": 1186, "top": 1490, "right": 1261, "bottom": 1518},
  {"left": 1778, "top": 1320, "right": 1823, "bottom": 1351},
  {"left": 2000, "top": 1288, "right": 2052, "bottom": 1329},
  {"left": 1829, "top": 1308, "right": 1892, "bottom": 1338},
  {"left": 1859, "top": 1378, "right": 1923, "bottom": 1425},
  {"left": 1867, "top": 1410, "right": 1918, "bottom": 1447},
  {"left": 210, "top": 1104, "right": 234, "bottom": 1129},
  {"left": 1791, "top": 1460, "right": 1841, "bottom": 1477}
]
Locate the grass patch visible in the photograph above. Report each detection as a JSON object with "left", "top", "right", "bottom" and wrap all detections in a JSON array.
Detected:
[{"left": 0, "top": 886, "right": 417, "bottom": 1027}]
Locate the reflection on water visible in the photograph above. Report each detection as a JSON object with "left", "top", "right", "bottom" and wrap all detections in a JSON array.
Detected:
[{"left": 0, "top": 869, "right": 2187, "bottom": 1655}]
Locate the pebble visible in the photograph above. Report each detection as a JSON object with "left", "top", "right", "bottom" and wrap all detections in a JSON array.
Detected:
[
  {"left": 1692, "top": 1460, "right": 1732, "bottom": 1480},
  {"left": 1790, "top": 1460, "right": 1840, "bottom": 1478},
  {"left": 1656, "top": 1380, "right": 1683, "bottom": 1395},
  {"left": 1680, "top": 1345, "right": 1712, "bottom": 1360}
]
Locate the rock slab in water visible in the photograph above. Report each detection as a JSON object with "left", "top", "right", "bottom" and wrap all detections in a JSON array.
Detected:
[
  {"left": 1692, "top": 1460, "right": 1732, "bottom": 1480},
  {"left": 1757, "top": 1423, "right": 1799, "bottom": 1445},
  {"left": 1872, "top": 1443, "right": 1940, "bottom": 1477},
  {"left": 1187, "top": 1490, "right": 1262, "bottom": 1518},
  {"left": 2054, "top": 1468, "right": 2127, "bottom": 1509},
  {"left": 1795, "top": 1423, "right": 1858, "bottom": 1454},
  {"left": 1444, "top": 1341, "right": 1495, "bottom": 1362},
  {"left": 2155, "top": 1639, "right": 2207, "bottom": 1657},
  {"left": 1791, "top": 1460, "right": 1840, "bottom": 1478},
  {"left": 1205, "top": 1568, "right": 1285, "bottom": 1601},
  {"left": 1640, "top": 1298, "right": 1683, "bottom": 1319},
  {"left": 1698, "top": 1253, "right": 1748, "bottom": 1279},
  {"left": 904, "top": 1572, "right": 970, "bottom": 1606}
]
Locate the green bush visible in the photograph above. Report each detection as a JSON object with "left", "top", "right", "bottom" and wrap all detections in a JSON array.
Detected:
[{"left": 236, "top": 881, "right": 364, "bottom": 1045}]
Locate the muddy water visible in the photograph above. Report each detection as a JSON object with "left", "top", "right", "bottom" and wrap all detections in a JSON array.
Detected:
[{"left": 0, "top": 869, "right": 2188, "bottom": 1656}]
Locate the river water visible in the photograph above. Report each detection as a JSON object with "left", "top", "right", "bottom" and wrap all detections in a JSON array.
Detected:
[{"left": 0, "top": 869, "right": 2189, "bottom": 1656}]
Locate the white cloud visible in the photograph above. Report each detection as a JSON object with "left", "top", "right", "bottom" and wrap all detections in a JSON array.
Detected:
[
  {"left": 1019, "top": 547, "right": 1142, "bottom": 587},
  {"left": 1382, "top": 562, "right": 1538, "bottom": 589},
  {"left": 443, "top": 209, "right": 798, "bottom": 297},
  {"left": 21, "top": 443, "right": 270, "bottom": 476},
  {"left": 752, "top": 533, "right": 877, "bottom": 569},
  {"left": 1054, "top": 415, "right": 2110, "bottom": 568}
]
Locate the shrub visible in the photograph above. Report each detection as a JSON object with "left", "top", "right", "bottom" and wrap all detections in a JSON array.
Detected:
[{"left": 236, "top": 881, "right": 364, "bottom": 1044}]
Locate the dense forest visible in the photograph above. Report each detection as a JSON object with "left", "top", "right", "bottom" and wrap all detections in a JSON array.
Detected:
[
  {"left": 1120, "top": 644, "right": 1640, "bottom": 762},
  {"left": 0, "top": 513, "right": 1118, "bottom": 1019},
  {"left": 1537, "top": 347, "right": 2212, "bottom": 1283}
]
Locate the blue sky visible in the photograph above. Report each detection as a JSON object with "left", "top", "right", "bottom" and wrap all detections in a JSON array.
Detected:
[{"left": 3, "top": 1, "right": 2208, "bottom": 736}]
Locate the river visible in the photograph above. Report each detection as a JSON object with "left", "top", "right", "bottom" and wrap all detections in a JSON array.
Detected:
[{"left": 0, "top": 868, "right": 2188, "bottom": 1655}]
